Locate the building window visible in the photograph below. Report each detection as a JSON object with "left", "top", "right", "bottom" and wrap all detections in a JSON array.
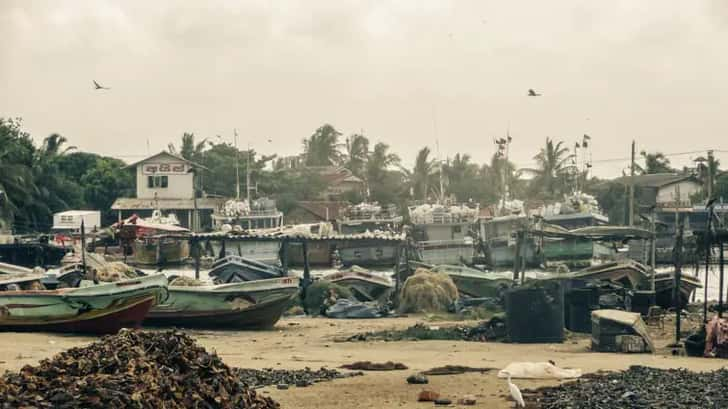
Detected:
[{"left": 148, "top": 175, "right": 168, "bottom": 188}]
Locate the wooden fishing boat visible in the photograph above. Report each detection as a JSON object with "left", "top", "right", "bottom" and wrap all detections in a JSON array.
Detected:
[
  {"left": 144, "top": 277, "right": 299, "bottom": 329},
  {"left": 209, "top": 255, "right": 285, "bottom": 283},
  {"left": 428, "top": 264, "right": 512, "bottom": 298},
  {"left": 654, "top": 272, "right": 702, "bottom": 309},
  {"left": 324, "top": 267, "right": 393, "bottom": 302},
  {"left": 0, "top": 274, "right": 167, "bottom": 334}
]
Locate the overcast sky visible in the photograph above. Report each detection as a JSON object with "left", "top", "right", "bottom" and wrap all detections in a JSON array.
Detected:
[{"left": 2, "top": 0, "right": 728, "bottom": 177}]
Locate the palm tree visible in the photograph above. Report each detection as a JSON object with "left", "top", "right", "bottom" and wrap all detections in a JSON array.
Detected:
[
  {"left": 169, "top": 132, "right": 208, "bottom": 163},
  {"left": 527, "top": 138, "right": 573, "bottom": 198},
  {"left": 401, "top": 147, "right": 437, "bottom": 201},
  {"left": 366, "top": 142, "right": 400, "bottom": 198},
  {"left": 481, "top": 153, "right": 521, "bottom": 204},
  {"left": 304, "top": 124, "right": 342, "bottom": 166},
  {"left": 342, "top": 134, "right": 369, "bottom": 178}
]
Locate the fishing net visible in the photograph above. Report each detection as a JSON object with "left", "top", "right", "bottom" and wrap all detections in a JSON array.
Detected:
[
  {"left": 303, "top": 280, "right": 353, "bottom": 315},
  {"left": 398, "top": 268, "right": 458, "bottom": 313}
]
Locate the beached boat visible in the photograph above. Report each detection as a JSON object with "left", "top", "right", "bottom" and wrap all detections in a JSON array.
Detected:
[
  {"left": 117, "top": 212, "right": 191, "bottom": 266},
  {"left": 0, "top": 274, "right": 167, "bottom": 334},
  {"left": 654, "top": 271, "right": 702, "bottom": 309},
  {"left": 428, "top": 264, "right": 512, "bottom": 298},
  {"left": 0, "top": 238, "right": 70, "bottom": 268},
  {"left": 145, "top": 277, "right": 299, "bottom": 329},
  {"left": 324, "top": 267, "right": 394, "bottom": 302},
  {"left": 209, "top": 255, "right": 285, "bottom": 283},
  {"left": 409, "top": 203, "right": 478, "bottom": 265}
]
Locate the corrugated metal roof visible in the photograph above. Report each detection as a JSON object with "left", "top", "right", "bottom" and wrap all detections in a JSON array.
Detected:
[
  {"left": 111, "top": 197, "right": 225, "bottom": 210},
  {"left": 190, "top": 230, "right": 406, "bottom": 242}
]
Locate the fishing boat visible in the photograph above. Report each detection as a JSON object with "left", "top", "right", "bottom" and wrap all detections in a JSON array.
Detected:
[
  {"left": 428, "top": 264, "right": 513, "bottom": 298},
  {"left": 654, "top": 271, "right": 702, "bottom": 309},
  {"left": 117, "top": 212, "right": 190, "bottom": 266},
  {"left": 481, "top": 214, "right": 537, "bottom": 268},
  {"left": 209, "top": 255, "right": 285, "bottom": 283},
  {"left": 209, "top": 198, "right": 284, "bottom": 264},
  {"left": 324, "top": 266, "right": 394, "bottom": 302},
  {"left": 408, "top": 203, "right": 478, "bottom": 265},
  {"left": 0, "top": 273, "right": 167, "bottom": 334},
  {"left": 336, "top": 203, "right": 403, "bottom": 267},
  {"left": 0, "top": 237, "right": 70, "bottom": 268},
  {"left": 144, "top": 277, "right": 299, "bottom": 329}
]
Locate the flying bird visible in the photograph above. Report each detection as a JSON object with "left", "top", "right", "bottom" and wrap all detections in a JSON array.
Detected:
[
  {"left": 93, "top": 80, "right": 110, "bottom": 90},
  {"left": 504, "top": 372, "right": 525, "bottom": 407},
  {"left": 528, "top": 89, "right": 541, "bottom": 97}
]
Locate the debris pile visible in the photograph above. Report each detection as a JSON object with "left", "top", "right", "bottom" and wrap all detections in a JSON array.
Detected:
[
  {"left": 528, "top": 365, "right": 728, "bottom": 409},
  {"left": 234, "top": 367, "right": 362, "bottom": 388},
  {"left": 346, "top": 319, "right": 506, "bottom": 342},
  {"left": 341, "top": 361, "right": 408, "bottom": 371},
  {"left": 0, "top": 329, "right": 279, "bottom": 409},
  {"left": 398, "top": 268, "right": 458, "bottom": 313}
]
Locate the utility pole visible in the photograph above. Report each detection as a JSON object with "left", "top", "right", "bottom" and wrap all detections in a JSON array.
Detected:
[
  {"left": 629, "top": 140, "right": 636, "bottom": 226},
  {"left": 708, "top": 150, "right": 715, "bottom": 199}
]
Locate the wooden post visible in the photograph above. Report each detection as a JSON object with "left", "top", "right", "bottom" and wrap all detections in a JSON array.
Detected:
[
  {"left": 720, "top": 239, "right": 724, "bottom": 318},
  {"left": 393, "top": 242, "right": 402, "bottom": 307},
  {"left": 301, "top": 239, "right": 312, "bottom": 315},
  {"left": 220, "top": 238, "right": 226, "bottom": 260},
  {"left": 673, "top": 221, "right": 684, "bottom": 345},
  {"left": 513, "top": 230, "right": 522, "bottom": 281},
  {"left": 281, "top": 238, "right": 289, "bottom": 275},
  {"left": 193, "top": 238, "right": 201, "bottom": 280}
]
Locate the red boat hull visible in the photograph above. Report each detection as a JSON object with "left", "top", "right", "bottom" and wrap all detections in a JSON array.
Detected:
[{"left": 0, "top": 297, "right": 156, "bottom": 335}]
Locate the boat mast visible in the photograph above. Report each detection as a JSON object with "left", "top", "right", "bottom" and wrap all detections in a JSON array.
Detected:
[{"left": 246, "top": 141, "right": 252, "bottom": 201}]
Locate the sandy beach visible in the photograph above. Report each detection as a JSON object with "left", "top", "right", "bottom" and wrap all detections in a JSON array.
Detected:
[{"left": 0, "top": 315, "right": 724, "bottom": 408}]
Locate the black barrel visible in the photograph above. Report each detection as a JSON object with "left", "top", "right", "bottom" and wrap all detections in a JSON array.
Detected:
[
  {"left": 565, "top": 287, "right": 599, "bottom": 333},
  {"left": 506, "top": 281, "right": 564, "bottom": 343}
]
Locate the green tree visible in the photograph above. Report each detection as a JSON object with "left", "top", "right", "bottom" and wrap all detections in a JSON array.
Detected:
[
  {"left": 401, "top": 147, "right": 438, "bottom": 201},
  {"left": 366, "top": 142, "right": 400, "bottom": 202},
  {"left": 527, "top": 138, "right": 573, "bottom": 198},
  {"left": 169, "top": 132, "right": 207, "bottom": 163},
  {"left": 342, "top": 134, "right": 369, "bottom": 178},
  {"left": 304, "top": 124, "right": 342, "bottom": 166},
  {"left": 637, "top": 151, "right": 674, "bottom": 174}
]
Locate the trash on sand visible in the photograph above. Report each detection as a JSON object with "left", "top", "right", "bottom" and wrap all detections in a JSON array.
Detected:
[
  {"left": 458, "top": 395, "right": 477, "bottom": 405},
  {"left": 0, "top": 329, "right": 279, "bottom": 408},
  {"left": 345, "top": 318, "right": 506, "bottom": 342},
  {"left": 341, "top": 361, "right": 408, "bottom": 371},
  {"left": 526, "top": 365, "right": 728, "bottom": 409},
  {"left": 434, "top": 398, "right": 452, "bottom": 405},
  {"left": 234, "top": 367, "right": 363, "bottom": 388},
  {"left": 406, "top": 374, "right": 429, "bottom": 384},
  {"left": 497, "top": 362, "right": 581, "bottom": 379},
  {"left": 423, "top": 365, "right": 494, "bottom": 376},
  {"left": 325, "top": 298, "right": 385, "bottom": 319},
  {"left": 417, "top": 390, "right": 441, "bottom": 402}
]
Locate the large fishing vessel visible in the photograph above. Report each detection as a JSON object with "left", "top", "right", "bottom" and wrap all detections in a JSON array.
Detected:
[
  {"left": 408, "top": 202, "right": 478, "bottom": 265},
  {"left": 336, "top": 202, "right": 403, "bottom": 267}
]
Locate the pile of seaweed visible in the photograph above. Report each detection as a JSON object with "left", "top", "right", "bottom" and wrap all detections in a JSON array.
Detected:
[
  {"left": 0, "top": 329, "right": 279, "bottom": 409},
  {"left": 345, "top": 318, "right": 506, "bottom": 342},
  {"left": 234, "top": 366, "right": 362, "bottom": 388},
  {"left": 527, "top": 365, "right": 728, "bottom": 409}
]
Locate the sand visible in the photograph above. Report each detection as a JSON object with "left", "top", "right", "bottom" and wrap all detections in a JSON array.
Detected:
[{"left": 0, "top": 316, "right": 724, "bottom": 408}]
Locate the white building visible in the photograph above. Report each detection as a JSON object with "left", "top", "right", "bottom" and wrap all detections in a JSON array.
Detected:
[{"left": 111, "top": 152, "right": 224, "bottom": 231}]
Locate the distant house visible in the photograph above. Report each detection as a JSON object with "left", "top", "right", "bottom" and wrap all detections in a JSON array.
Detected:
[
  {"left": 111, "top": 151, "right": 224, "bottom": 231},
  {"left": 614, "top": 173, "right": 702, "bottom": 208},
  {"left": 285, "top": 201, "right": 349, "bottom": 226},
  {"left": 309, "top": 166, "right": 365, "bottom": 200}
]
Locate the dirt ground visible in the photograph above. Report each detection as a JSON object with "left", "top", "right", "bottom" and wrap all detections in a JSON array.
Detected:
[{"left": 0, "top": 315, "right": 724, "bottom": 408}]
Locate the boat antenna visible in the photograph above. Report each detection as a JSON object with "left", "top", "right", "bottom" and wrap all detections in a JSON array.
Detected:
[
  {"left": 432, "top": 105, "right": 444, "bottom": 204},
  {"left": 246, "top": 141, "right": 252, "bottom": 201},
  {"left": 234, "top": 129, "right": 240, "bottom": 200}
]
